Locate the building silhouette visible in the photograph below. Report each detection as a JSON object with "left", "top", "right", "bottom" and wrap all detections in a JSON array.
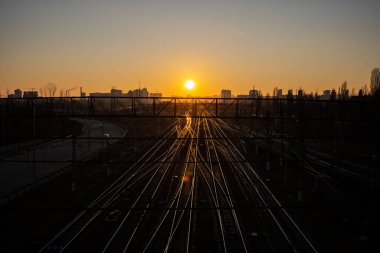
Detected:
[
  {"left": 286, "top": 89, "right": 293, "bottom": 99},
  {"left": 14, "top": 89, "right": 22, "bottom": 98},
  {"left": 149, "top": 92, "right": 162, "bottom": 98},
  {"left": 249, "top": 90, "right": 259, "bottom": 98},
  {"left": 111, "top": 89, "right": 122, "bottom": 97},
  {"left": 297, "top": 89, "right": 304, "bottom": 98},
  {"left": 23, "top": 91, "right": 38, "bottom": 98},
  {"left": 321, "top": 90, "right": 331, "bottom": 100},
  {"left": 277, "top": 89, "right": 283, "bottom": 98},
  {"left": 221, "top": 89, "right": 232, "bottom": 98}
]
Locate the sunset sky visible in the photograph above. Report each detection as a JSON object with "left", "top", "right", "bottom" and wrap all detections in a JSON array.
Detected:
[{"left": 1, "top": 0, "right": 379, "bottom": 96}]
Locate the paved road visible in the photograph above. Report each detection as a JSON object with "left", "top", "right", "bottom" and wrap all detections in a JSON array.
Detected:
[{"left": 0, "top": 118, "right": 125, "bottom": 200}]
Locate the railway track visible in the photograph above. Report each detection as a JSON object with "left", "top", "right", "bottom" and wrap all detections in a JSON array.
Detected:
[{"left": 37, "top": 114, "right": 320, "bottom": 253}]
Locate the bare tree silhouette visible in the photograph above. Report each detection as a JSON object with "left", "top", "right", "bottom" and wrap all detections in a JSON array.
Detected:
[
  {"left": 39, "top": 87, "right": 46, "bottom": 97},
  {"left": 46, "top": 82, "right": 57, "bottom": 97},
  {"left": 340, "top": 81, "right": 349, "bottom": 99},
  {"left": 5, "top": 87, "right": 10, "bottom": 97},
  {"left": 370, "top": 68, "right": 380, "bottom": 97}
]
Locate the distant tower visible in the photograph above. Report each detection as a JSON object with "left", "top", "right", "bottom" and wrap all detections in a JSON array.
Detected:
[
  {"left": 277, "top": 89, "right": 283, "bottom": 98},
  {"left": 80, "top": 87, "right": 86, "bottom": 97}
]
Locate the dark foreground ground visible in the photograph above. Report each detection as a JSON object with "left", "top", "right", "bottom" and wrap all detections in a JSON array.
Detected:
[{"left": 0, "top": 117, "right": 379, "bottom": 253}]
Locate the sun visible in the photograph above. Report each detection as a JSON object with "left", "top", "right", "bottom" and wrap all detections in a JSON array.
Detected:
[{"left": 185, "top": 80, "right": 195, "bottom": 90}]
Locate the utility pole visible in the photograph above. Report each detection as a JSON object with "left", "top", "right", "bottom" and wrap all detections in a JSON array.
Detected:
[
  {"left": 32, "top": 148, "right": 36, "bottom": 184},
  {"left": 1, "top": 117, "right": 5, "bottom": 145},
  {"left": 71, "top": 135, "right": 76, "bottom": 192},
  {"left": 88, "top": 123, "right": 91, "bottom": 152},
  {"left": 32, "top": 104, "right": 36, "bottom": 185},
  {"left": 101, "top": 120, "right": 104, "bottom": 147}
]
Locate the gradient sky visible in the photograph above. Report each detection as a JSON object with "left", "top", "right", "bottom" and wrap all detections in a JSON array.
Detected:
[{"left": 1, "top": 0, "right": 379, "bottom": 96}]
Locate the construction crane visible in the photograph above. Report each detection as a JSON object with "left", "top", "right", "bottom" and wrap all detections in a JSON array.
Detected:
[{"left": 65, "top": 87, "right": 77, "bottom": 97}]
